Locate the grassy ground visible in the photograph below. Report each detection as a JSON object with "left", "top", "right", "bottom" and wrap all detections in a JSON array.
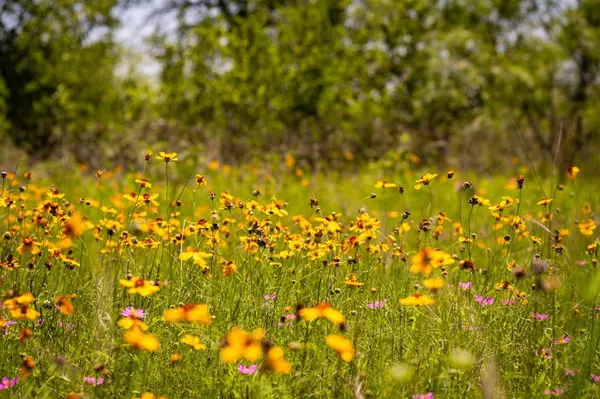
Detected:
[{"left": 0, "top": 153, "right": 598, "bottom": 398}]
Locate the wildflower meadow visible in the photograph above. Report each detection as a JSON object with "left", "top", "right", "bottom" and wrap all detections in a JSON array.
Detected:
[{"left": 0, "top": 152, "right": 599, "bottom": 398}]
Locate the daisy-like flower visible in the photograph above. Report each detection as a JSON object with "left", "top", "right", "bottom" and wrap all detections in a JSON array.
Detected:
[
  {"left": 55, "top": 296, "right": 74, "bottom": 315},
  {"left": 298, "top": 303, "right": 345, "bottom": 325},
  {"left": 474, "top": 296, "right": 494, "bottom": 306},
  {"left": 326, "top": 334, "right": 355, "bottom": 362},
  {"left": 264, "top": 293, "right": 277, "bottom": 301},
  {"left": 458, "top": 281, "right": 472, "bottom": 290},
  {"left": 532, "top": 313, "right": 549, "bottom": 320},
  {"left": 344, "top": 273, "right": 365, "bottom": 287},
  {"left": 219, "top": 328, "right": 265, "bottom": 363},
  {"left": 564, "top": 369, "right": 579, "bottom": 377},
  {"left": 413, "top": 393, "right": 434, "bottom": 399},
  {"left": 3, "top": 292, "right": 40, "bottom": 320},
  {"left": 118, "top": 307, "right": 147, "bottom": 330},
  {"left": 180, "top": 334, "right": 206, "bottom": 350},
  {"left": 0, "top": 377, "right": 17, "bottom": 390},
  {"left": 123, "top": 327, "right": 159, "bottom": 352},
  {"left": 410, "top": 247, "right": 454, "bottom": 276},
  {"left": 578, "top": 219, "right": 596, "bottom": 236},
  {"left": 423, "top": 277, "right": 444, "bottom": 293},
  {"left": 119, "top": 277, "right": 160, "bottom": 297},
  {"left": 367, "top": 299, "right": 388, "bottom": 309},
  {"left": 237, "top": 364, "right": 258, "bottom": 375},
  {"left": 375, "top": 180, "right": 397, "bottom": 189},
  {"left": 163, "top": 304, "right": 212, "bottom": 324},
  {"left": 590, "top": 374, "right": 600, "bottom": 383},
  {"left": 537, "top": 198, "right": 553, "bottom": 206},
  {"left": 400, "top": 293, "right": 436, "bottom": 306},
  {"left": 156, "top": 152, "right": 179, "bottom": 162},
  {"left": 567, "top": 166, "right": 579, "bottom": 180},
  {"left": 16, "top": 237, "right": 41, "bottom": 255},
  {"left": 544, "top": 387, "right": 565, "bottom": 396},
  {"left": 83, "top": 376, "right": 104, "bottom": 386},
  {"left": 415, "top": 173, "right": 438, "bottom": 190},
  {"left": 264, "top": 346, "right": 292, "bottom": 374}
]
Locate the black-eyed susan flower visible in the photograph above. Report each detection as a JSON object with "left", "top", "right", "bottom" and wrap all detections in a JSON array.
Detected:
[
  {"left": 163, "top": 304, "right": 212, "bottom": 324},
  {"left": 415, "top": 173, "right": 438, "bottom": 190},
  {"left": 298, "top": 303, "right": 345, "bottom": 325},
  {"left": 400, "top": 293, "right": 436, "bottom": 306},
  {"left": 326, "top": 334, "right": 355, "bottom": 362},
  {"left": 120, "top": 277, "right": 160, "bottom": 297}
]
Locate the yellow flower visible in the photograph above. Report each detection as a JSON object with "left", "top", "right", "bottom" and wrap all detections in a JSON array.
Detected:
[
  {"left": 531, "top": 236, "right": 542, "bottom": 245},
  {"left": 423, "top": 278, "right": 445, "bottom": 293},
  {"left": 264, "top": 346, "right": 292, "bottom": 374},
  {"left": 375, "top": 180, "right": 397, "bottom": 189},
  {"left": 511, "top": 216, "right": 526, "bottom": 231},
  {"left": 219, "top": 328, "right": 265, "bottom": 363},
  {"left": 180, "top": 334, "right": 206, "bottom": 350},
  {"left": 344, "top": 273, "right": 364, "bottom": 287},
  {"left": 415, "top": 173, "right": 438, "bottom": 190},
  {"left": 119, "top": 277, "right": 160, "bottom": 297},
  {"left": 179, "top": 249, "right": 213, "bottom": 269},
  {"left": 195, "top": 174, "right": 207, "bottom": 187},
  {"left": 17, "top": 237, "right": 41, "bottom": 255},
  {"left": 410, "top": 247, "right": 454, "bottom": 276},
  {"left": 298, "top": 303, "right": 345, "bottom": 325},
  {"left": 135, "top": 393, "right": 168, "bottom": 399},
  {"left": 400, "top": 293, "right": 436, "bottom": 306},
  {"left": 326, "top": 334, "right": 355, "bottom": 362},
  {"left": 222, "top": 260, "right": 237, "bottom": 276},
  {"left": 3, "top": 292, "right": 40, "bottom": 320},
  {"left": 578, "top": 219, "right": 596, "bottom": 236},
  {"left": 124, "top": 327, "right": 159, "bottom": 352},
  {"left": 537, "top": 198, "right": 553, "bottom": 206},
  {"left": 567, "top": 166, "right": 579, "bottom": 180},
  {"left": 156, "top": 152, "right": 179, "bottom": 162},
  {"left": 163, "top": 304, "right": 212, "bottom": 324}
]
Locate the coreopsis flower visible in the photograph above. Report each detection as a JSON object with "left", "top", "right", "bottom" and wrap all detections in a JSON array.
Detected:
[
  {"left": 415, "top": 173, "right": 438, "bottom": 190},
  {"left": 179, "top": 249, "right": 213, "bottom": 270},
  {"left": 124, "top": 327, "right": 159, "bottom": 352},
  {"left": 119, "top": 277, "right": 160, "bottom": 297},
  {"left": 180, "top": 334, "right": 206, "bottom": 350},
  {"left": 195, "top": 174, "right": 207, "bottom": 187},
  {"left": 19, "top": 355, "right": 35, "bottom": 377},
  {"left": 423, "top": 278, "right": 445, "bottom": 293},
  {"left": 156, "top": 152, "right": 179, "bottom": 163},
  {"left": 410, "top": 247, "right": 454, "bottom": 276},
  {"left": 163, "top": 304, "right": 212, "bottom": 324},
  {"left": 222, "top": 260, "right": 237, "bottom": 276},
  {"left": 135, "top": 393, "right": 168, "bottom": 399},
  {"left": 325, "top": 334, "right": 355, "bottom": 362},
  {"left": 567, "top": 166, "right": 579, "bottom": 180},
  {"left": 400, "top": 293, "right": 436, "bottom": 306},
  {"left": 219, "top": 328, "right": 265, "bottom": 363},
  {"left": 298, "top": 303, "right": 345, "bottom": 325},
  {"left": 537, "top": 198, "right": 553, "bottom": 207},
  {"left": 16, "top": 237, "right": 41, "bottom": 255},
  {"left": 375, "top": 181, "right": 396, "bottom": 189},
  {"left": 118, "top": 307, "right": 147, "bottom": 330},
  {"left": 3, "top": 292, "right": 39, "bottom": 320},
  {"left": 55, "top": 296, "right": 74, "bottom": 315},
  {"left": 344, "top": 273, "right": 364, "bottom": 287},
  {"left": 58, "top": 213, "right": 88, "bottom": 248},
  {"left": 511, "top": 216, "right": 526, "bottom": 231},
  {"left": 135, "top": 177, "right": 152, "bottom": 188},
  {"left": 264, "top": 346, "right": 292, "bottom": 374},
  {"left": 578, "top": 219, "right": 596, "bottom": 236}
]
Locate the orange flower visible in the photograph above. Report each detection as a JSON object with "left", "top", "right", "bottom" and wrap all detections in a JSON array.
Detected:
[
  {"left": 3, "top": 292, "right": 39, "bottom": 320},
  {"left": 180, "top": 334, "right": 206, "bottom": 350},
  {"left": 17, "top": 237, "right": 41, "bottom": 255},
  {"left": 264, "top": 346, "right": 292, "bottom": 374},
  {"left": 400, "top": 293, "right": 436, "bottom": 306},
  {"left": 326, "top": 334, "right": 355, "bottom": 362},
  {"left": 163, "top": 304, "right": 212, "bottom": 324},
  {"left": 567, "top": 166, "right": 579, "bottom": 180},
  {"left": 410, "top": 247, "right": 454, "bottom": 276},
  {"left": 423, "top": 278, "right": 445, "bottom": 293},
  {"left": 344, "top": 273, "right": 364, "bottom": 287},
  {"left": 20, "top": 355, "right": 35, "bottom": 377},
  {"left": 55, "top": 296, "right": 74, "bottom": 315}
]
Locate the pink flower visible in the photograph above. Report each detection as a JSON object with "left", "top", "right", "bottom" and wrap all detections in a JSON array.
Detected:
[
  {"left": 367, "top": 299, "right": 388, "bottom": 309},
  {"left": 543, "top": 387, "right": 565, "bottom": 396},
  {"left": 576, "top": 260, "right": 586, "bottom": 266},
  {"left": 0, "top": 377, "right": 17, "bottom": 390},
  {"left": 83, "top": 376, "right": 104, "bottom": 386},
  {"left": 238, "top": 364, "right": 258, "bottom": 375},
  {"left": 474, "top": 295, "right": 494, "bottom": 306},
  {"left": 412, "top": 393, "right": 434, "bottom": 399},
  {"left": 536, "top": 348, "right": 552, "bottom": 359},
  {"left": 458, "top": 281, "right": 472, "bottom": 290},
  {"left": 501, "top": 300, "right": 516, "bottom": 305},
  {"left": 564, "top": 369, "right": 579, "bottom": 377},
  {"left": 121, "top": 307, "right": 145, "bottom": 319},
  {"left": 591, "top": 374, "right": 600, "bottom": 383},
  {"left": 552, "top": 335, "right": 571, "bottom": 345},
  {"left": 533, "top": 313, "right": 549, "bottom": 320}
]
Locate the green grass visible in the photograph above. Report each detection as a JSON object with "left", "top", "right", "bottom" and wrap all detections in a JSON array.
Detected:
[{"left": 0, "top": 155, "right": 599, "bottom": 398}]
